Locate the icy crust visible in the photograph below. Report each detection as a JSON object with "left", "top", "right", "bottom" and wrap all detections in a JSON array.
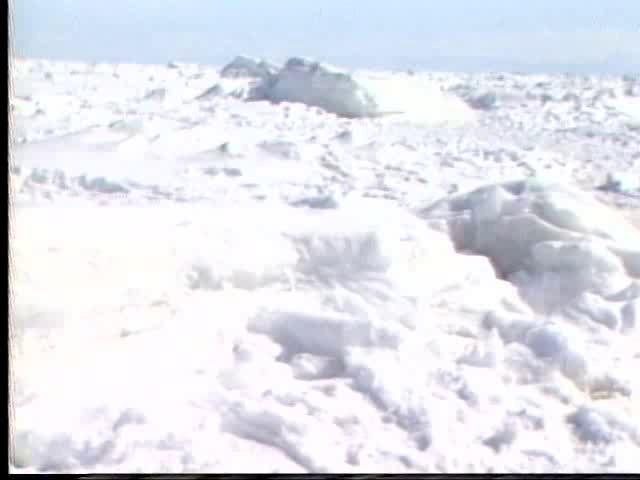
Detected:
[
  {"left": 419, "top": 177, "right": 640, "bottom": 311},
  {"left": 417, "top": 179, "right": 640, "bottom": 408},
  {"left": 11, "top": 181, "right": 640, "bottom": 473}
]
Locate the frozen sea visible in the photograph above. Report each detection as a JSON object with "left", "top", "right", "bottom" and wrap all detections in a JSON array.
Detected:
[{"left": 8, "top": 56, "right": 640, "bottom": 473}]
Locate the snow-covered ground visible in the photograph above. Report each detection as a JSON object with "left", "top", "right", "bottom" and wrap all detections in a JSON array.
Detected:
[{"left": 8, "top": 56, "right": 640, "bottom": 473}]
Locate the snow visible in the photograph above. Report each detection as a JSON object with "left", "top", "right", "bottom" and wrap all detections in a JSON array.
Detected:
[{"left": 9, "top": 56, "right": 640, "bottom": 474}]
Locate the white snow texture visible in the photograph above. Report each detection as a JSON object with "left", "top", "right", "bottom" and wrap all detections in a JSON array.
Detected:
[{"left": 9, "top": 56, "right": 640, "bottom": 474}]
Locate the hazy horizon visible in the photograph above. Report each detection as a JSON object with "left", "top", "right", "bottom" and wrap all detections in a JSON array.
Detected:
[{"left": 11, "top": 0, "right": 640, "bottom": 74}]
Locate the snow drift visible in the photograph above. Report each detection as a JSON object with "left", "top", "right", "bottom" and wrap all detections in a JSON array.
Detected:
[{"left": 12, "top": 182, "right": 639, "bottom": 473}]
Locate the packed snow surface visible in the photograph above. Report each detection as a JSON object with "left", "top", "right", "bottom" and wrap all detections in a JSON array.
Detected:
[{"left": 9, "top": 57, "right": 640, "bottom": 474}]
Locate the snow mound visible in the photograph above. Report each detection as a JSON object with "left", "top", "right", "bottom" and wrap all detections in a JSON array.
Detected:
[
  {"left": 253, "top": 57, "right": 476, "bottom": 125},
  {"left": 419, "top": 178, "right": 640, "bottom": 332},
  {"left": 11, "top": 198, "right": 640, "bottom": 473},
  {"left": 257, "top": 57, "right": 378, "bottom": 118}
]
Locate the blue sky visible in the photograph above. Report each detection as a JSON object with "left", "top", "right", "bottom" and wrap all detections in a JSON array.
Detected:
[{"left": 11, "top": 0, "right": 640, "bottom": 73}]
